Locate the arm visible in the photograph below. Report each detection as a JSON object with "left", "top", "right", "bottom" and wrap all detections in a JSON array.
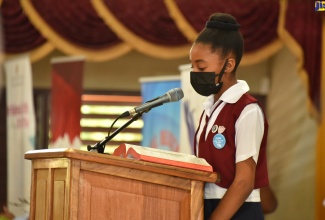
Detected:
[
  {"left": 260, "top": 186, "right": 278, "bottom": 214},
  {"left": 208, "top": 157, "right": 256, "bottom": 220},
  {"left": 208, "top": 104, "right": 263, "bottom": 219}
]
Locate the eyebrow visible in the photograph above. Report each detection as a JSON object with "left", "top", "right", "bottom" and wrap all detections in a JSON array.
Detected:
[{"left": 190, "top": 59, "right": 206, "bottom": 64}]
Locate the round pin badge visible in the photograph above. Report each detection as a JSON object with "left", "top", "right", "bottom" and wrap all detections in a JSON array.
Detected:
[
  {"left": 213, "top": 133, "right": 226, "bottom": 149},
  {"left": 212, "top": 125, "right": 218, "bottom": 133}
]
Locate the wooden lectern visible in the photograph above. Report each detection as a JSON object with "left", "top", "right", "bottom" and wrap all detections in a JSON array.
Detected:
[{"left": 25, "top": 148, "right": 219, "bottom": 220}]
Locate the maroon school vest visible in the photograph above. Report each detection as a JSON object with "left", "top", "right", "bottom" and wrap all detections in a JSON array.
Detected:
[{"left": 194, "top": 93, "right": 269, "bottom": 188}]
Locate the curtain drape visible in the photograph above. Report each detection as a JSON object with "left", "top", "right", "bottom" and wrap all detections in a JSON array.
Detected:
[
  {"left": 1, "top": 0, "right": 45, "bottom": 52},
  {"left": 0, "top": 0, "right": 54, "bottom": 61},
  {"left": 279, "top": 0, "right": 323, "bottom": 116},
  {"left": 1, "top": 0, "right": 284, "bottom": 62},
  {"left": 1, "top": 0, "right": 317, "bottom": 118},
  {"left": 167, "top": 0, "right": 280, "bottom": 52}
]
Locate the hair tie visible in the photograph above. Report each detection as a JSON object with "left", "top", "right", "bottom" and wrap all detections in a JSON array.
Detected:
[{"left": 206, "top": 21, "right": 241, "bottom": 31}]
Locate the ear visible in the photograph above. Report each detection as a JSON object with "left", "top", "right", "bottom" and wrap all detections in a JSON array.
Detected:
[{"left": 225, "top": 58, "right": 236, "bottom": 73}]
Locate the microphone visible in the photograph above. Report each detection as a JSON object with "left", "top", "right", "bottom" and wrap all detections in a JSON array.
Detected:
[{"left": 121, "top": 88, "right": 184, "bottom": 118}]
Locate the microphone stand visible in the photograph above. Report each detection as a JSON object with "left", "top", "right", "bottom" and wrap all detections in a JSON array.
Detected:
[{"left": 87, "top": 111, "right": 144, "bottom": 154}]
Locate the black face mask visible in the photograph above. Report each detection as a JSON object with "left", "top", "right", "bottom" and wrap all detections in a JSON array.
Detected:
[{"left": 190, "top": 59, "right": 228, "bottom": 96}]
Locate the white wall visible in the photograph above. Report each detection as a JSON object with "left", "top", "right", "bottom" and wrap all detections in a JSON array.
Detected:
[
  {"left": 30, "top": 49, "right": 269, "bottom": 92},
  {"left": 31, "top": 50, "right": 189, "bottom": 91}
]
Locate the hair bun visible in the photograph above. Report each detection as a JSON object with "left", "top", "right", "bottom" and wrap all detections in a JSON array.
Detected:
[{"left": 206, "top": 21, "right": 241, "bottom": 31}]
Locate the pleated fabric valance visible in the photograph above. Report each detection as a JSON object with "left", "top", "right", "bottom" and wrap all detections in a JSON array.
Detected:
[
  {"left": 0, "top": 0, "right": 323, "bottom": 116},
  {"left": 1, "top": 0, "right": 282, "bottom": 63}
]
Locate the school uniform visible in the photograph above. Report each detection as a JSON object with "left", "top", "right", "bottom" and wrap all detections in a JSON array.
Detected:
[{"left": 194, "top": 80, "right": 269, "bottom": 220}]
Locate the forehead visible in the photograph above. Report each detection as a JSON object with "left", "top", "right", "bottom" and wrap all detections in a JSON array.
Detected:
[{"left": 189, "top": 43, "right": 220, "bottom": 62}]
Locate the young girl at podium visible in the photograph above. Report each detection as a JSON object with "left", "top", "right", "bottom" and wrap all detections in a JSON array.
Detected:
[{"left": 190, "top": 12, "right": 269, "bottom": 219}]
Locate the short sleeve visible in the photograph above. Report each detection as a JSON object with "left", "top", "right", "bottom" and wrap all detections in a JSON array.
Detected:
[{"left": 235, "top": 103, "right": 264, "bottom": 163}]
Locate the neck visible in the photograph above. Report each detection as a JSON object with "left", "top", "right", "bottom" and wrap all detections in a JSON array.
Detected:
[{"left": 213, "top": 79, "right": 238, "bottom": 102}]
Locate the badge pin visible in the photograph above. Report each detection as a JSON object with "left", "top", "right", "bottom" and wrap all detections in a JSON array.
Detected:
[
  {"left": 212, "top": 125, "right": 218, "bottom": 133},
  {"left": 213, "top": 133, "right": 226, "bottom": 149},
  {"left": 218, "top": 126, "right": 226, "bottom": 134}
]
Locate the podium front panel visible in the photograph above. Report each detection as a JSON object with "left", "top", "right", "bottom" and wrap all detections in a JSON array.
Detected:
[
  {"left": 25, "top": 149, "right": 218, "bottom": 220},
  {"left": 79, "top": 169, "right": 191, "bottom": 219}
]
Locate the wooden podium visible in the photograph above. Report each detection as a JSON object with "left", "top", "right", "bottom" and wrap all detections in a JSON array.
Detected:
[{"left": 25, "top": 148, "right": 219, "bottom": 220}]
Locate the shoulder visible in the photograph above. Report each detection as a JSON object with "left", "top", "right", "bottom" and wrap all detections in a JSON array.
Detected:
[
  {"left": 231, "top": 93, "right": 258, "bottom": 112},
  {"left": 240, "top": 93, "right": 258, "bottom": 103},
  {"left": 236, "top": 94, "right": 264, "bottom": 120}
]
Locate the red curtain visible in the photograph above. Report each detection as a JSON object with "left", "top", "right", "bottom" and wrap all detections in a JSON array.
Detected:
[
  {"left": 1, "top": 0, "right": 280, "bottom": 52},
  {"left": 173, "top": 0, "right": 279, "bottom": 52},
  {"left": 284, "top": 0, "right": 323, "bottom": 113},
  {"left": 0, "top": 0, "right": 322, "bottom": 115},
  {"left": 102, "top": 0, "right": 189, "bottom": 46},
  {"left": 30, "top": 0, "right": 122, "bottom": 49},
  {"left": 0, "top": 0, "right": 46, "bottom": 53}
]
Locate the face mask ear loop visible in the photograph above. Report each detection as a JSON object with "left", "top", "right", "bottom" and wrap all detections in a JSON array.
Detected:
[{"left": 217, "top": 59, "right": 229, "bottom": 84}]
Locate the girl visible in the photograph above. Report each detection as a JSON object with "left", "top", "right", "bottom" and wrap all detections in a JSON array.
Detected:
[{"left": 190, "top": 13, "right": 269, "bottom": 220}]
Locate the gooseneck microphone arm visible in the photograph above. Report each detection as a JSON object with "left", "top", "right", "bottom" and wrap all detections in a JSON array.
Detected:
[
  {"left": 120, "top": 88, "right": 184, "bottom": 118},
  {"left": 87, "top": 111, "right": 144, "bottom": 154}
]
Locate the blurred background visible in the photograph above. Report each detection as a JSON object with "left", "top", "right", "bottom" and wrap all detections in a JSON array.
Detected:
[{"left": 0, "top": 0, "right": 324, "bottom": 219}]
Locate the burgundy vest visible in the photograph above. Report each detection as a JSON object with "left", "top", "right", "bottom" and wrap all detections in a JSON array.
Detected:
[{"left": 194, "top": 93, "right": 269, "bottom": 188}]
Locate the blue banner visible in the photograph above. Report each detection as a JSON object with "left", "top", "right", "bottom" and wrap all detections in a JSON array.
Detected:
[{"left": 141, "top": 78, "right": 180, "bottom": 152}]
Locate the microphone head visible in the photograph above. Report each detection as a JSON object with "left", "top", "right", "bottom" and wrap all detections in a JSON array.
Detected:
[{"left": 167, "top": 88, "right": 184, "bottom": 102}]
